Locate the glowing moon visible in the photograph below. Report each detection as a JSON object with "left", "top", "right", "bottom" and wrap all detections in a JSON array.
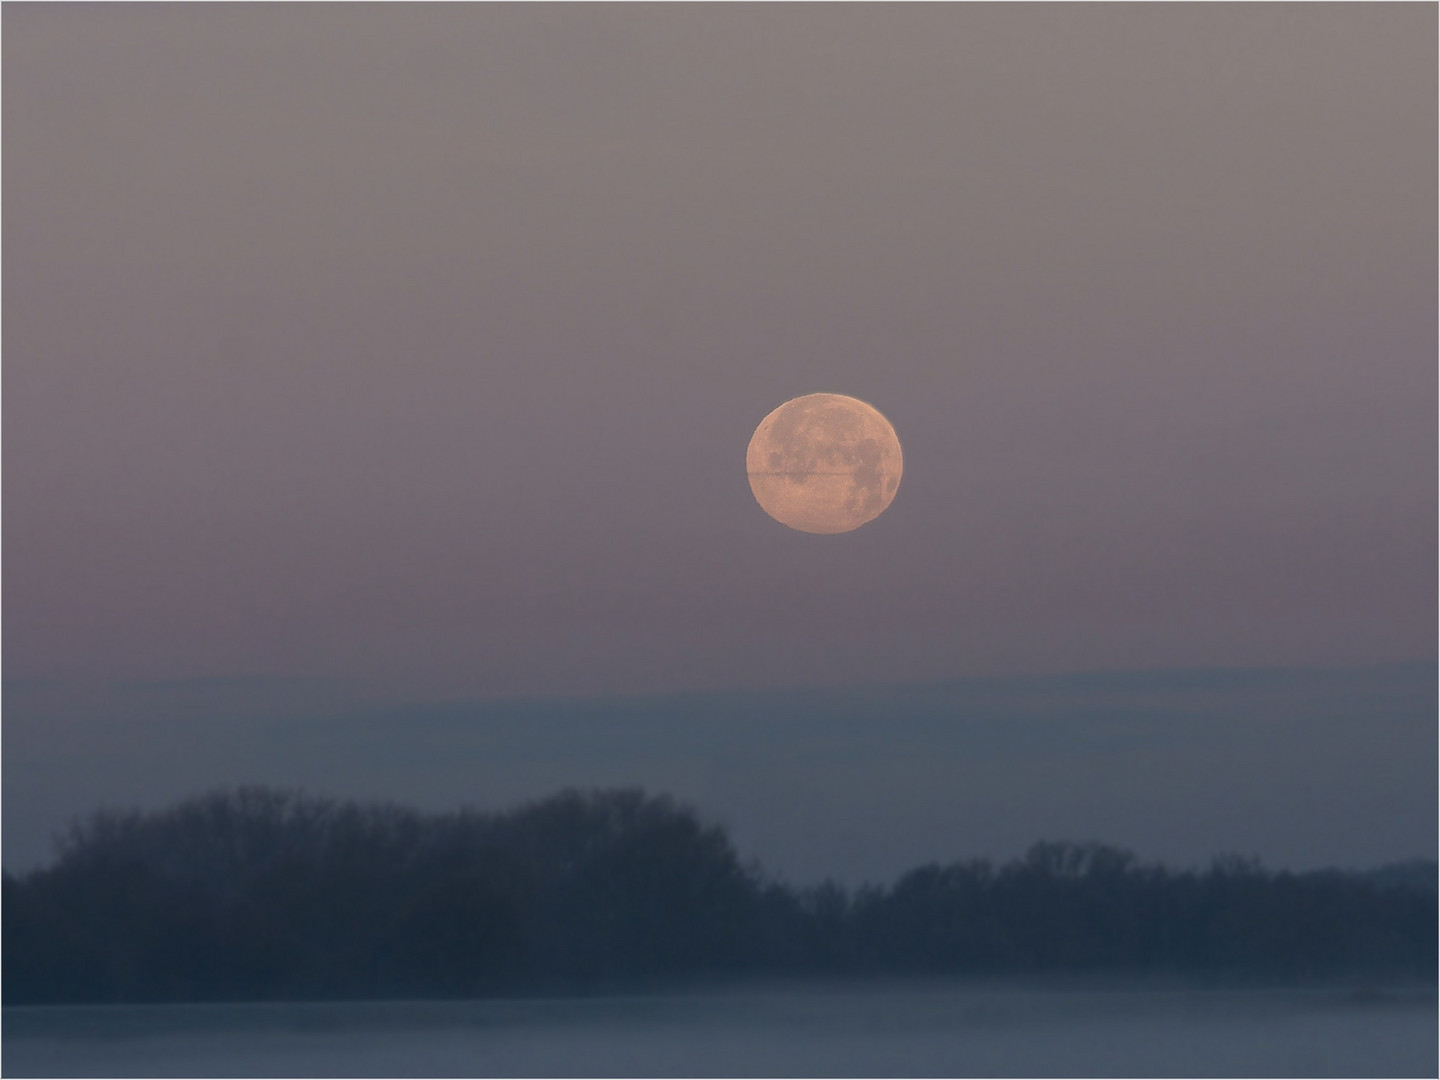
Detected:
[{"left": 746, "top": 393, "right": 903, "bottom": 534}]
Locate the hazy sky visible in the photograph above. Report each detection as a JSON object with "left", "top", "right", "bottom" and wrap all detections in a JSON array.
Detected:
[
  {"left": 3, "top": 7, "right": 1435, "bottom": 877},
  {"left": 7, "top": 4, "right": 1434, "bottom": 698}
]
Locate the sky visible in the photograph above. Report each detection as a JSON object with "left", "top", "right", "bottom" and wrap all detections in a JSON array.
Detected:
[{"left": 4, "top": 6, "right": 1435, "bottom": 877}]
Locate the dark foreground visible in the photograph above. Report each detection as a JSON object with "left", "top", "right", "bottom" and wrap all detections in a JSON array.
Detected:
[
  {"left": 5, "top": 788, "right": 1434, "bottom": 1005},
  {"left": 5, "top": 983, "right": 1436, "bottom": 1078}
]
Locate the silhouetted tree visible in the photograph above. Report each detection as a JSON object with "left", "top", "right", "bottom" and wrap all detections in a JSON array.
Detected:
[{"left": 4, "top": 788, "right": 1434, "bottom": 1004}]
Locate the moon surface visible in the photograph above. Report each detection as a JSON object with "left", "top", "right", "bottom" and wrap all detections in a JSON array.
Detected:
[{"left": 746, "top": 393, "right": 903, "bottom": 534}]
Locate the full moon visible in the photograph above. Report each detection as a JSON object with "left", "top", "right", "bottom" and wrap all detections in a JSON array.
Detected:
[{"left": 746, "top": 393, "right": 903, "bottom": 534}]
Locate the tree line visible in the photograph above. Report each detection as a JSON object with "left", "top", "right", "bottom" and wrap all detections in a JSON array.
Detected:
[{"left": 4, "top": 787, "right": 1434, "bottom": 1004}]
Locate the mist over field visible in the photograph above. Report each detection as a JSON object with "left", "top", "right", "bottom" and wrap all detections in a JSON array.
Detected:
[{"left": 6, "top": 987, "right": 1437, "bottom": 1079}]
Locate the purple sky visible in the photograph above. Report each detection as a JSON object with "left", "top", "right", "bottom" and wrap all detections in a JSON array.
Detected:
[{"left": 6, "top": 5, "right": 1435, "bottom": 701}]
